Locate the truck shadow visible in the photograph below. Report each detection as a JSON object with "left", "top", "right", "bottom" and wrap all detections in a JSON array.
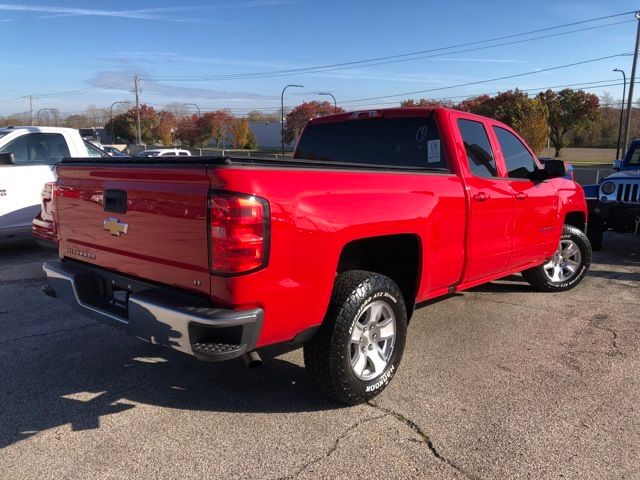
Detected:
[{"left": 0, "top": 330, "right": 340, "bottom": 450}]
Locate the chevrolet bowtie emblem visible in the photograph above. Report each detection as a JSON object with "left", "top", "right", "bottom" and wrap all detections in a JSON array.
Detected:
[{"left": 103, "top": 217, "right": 128, "bottom": 236}]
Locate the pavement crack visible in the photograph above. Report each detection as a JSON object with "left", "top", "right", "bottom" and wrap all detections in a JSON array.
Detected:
[
  {"left": 276, "top": 413, "right": 387, "bottom": 480},
  {"left": 366, "top": 401, "right": 478, "bottom": 479},
  {"left": 0, "top": 322, "right": 99, "bottom": 346}
]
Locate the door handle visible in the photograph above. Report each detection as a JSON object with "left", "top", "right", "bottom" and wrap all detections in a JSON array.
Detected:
[
  {"left": 473, "top": 192, "right": 489, "bottom": 202},
  {"left": 515, "top": 192, "right": 528, "bottom": 201}
]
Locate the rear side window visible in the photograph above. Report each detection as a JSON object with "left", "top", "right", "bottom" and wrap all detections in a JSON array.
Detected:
[
  {"left": 457, "top": 119, "right": 497, "bottom": 178},
  {"left": 494, "top": 126, "right": 537, "bottom": 179},
  {"left": 0, "top": 133, "right": 70, "bottom": 165},
  {"left": 294, "top": 116, "right": 448, "bottom": 170}
]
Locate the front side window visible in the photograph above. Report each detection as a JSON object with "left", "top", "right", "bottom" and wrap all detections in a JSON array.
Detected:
[
  {"left": 0, "top": 133, "right": 70, "bottom": 165},
  {"left": 457, "top": 119, "right": 497, "bottom": 178},
  {"left": 494, "top": 126, "right": 537, "bottom": 179}
]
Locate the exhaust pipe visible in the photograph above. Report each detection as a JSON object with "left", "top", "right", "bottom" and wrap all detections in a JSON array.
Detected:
[{"left": 242, "top": 350, "right": 262, "bottom": 368}]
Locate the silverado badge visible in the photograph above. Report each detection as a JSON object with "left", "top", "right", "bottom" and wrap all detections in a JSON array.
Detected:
[{"left": 103, "top": 217, "right": 128, "bottom": 236}]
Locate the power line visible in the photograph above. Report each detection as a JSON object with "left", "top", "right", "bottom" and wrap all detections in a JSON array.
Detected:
[
  {"left": 337, "top": 52, "right": 631, "bottom": 104},
  {"left": 142, "top": 11, "right": 638, "bottom": 82}
]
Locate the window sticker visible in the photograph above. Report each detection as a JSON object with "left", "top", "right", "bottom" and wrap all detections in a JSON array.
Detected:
[
  {"left": 415, "top": 125, "right": 428, "bottom": 143},
  {"left": 427, "top": 139, "right": 441, "bottom": 163}
]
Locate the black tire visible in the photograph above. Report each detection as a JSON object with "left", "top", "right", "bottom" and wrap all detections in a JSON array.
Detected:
[
  {"left": 522, "top": 224, "right": 592, "bottom": 292},
  {"left": 587, "top": 218, "right": 604, "bottom": 251},
  {"left": 304, "top": 270, "right": 408, "bottom": 405}
]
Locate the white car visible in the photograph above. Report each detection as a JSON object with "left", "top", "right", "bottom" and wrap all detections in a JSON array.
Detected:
[
  {"left": 0, "top": 126, "right": 107, "bottom": 243},
  {"left": 135, "top": 148, "right": 192, "bottom": 157}
]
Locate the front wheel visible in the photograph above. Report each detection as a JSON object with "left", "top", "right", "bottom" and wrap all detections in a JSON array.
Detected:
[
  {"left": 522, "top": 224, "right": 592, "bottom": 292},
  {"left": 304, "top": 270, "right": 408, "bottom": 405}
]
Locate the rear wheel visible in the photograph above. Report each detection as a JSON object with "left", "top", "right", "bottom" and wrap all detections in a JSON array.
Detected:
[
  {"left": 522, "top": 225, "right": 591, "bottom": 292},
  {"left": 304, "top": 270, "right": 407, "bottom": 405}
]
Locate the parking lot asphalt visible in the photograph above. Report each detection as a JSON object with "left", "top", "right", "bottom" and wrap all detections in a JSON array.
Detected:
[{"left": 1, "top": 234, "right": 639, "bottom": 480}]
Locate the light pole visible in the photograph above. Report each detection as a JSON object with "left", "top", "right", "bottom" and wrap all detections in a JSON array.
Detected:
[
  {"left": 623, "top": 12, "right": 640, "bottom": 152},
  {"left": 183, "top": 103, "right": 202, "bottom": 150},
  {"left": 36, "top": 108, "right": 58, "bottom": 126},
  {"left": 319, "top": 92, "right": 337, "bottom": 113},
  {"left": 109, "top": 101, "right": 130, "bottom": 144},
  {"left": 614, "top": 68, "right": 627, "bottom": 160},
  {"left": 281, "top": 84, "right": 303, "bottom": 154}
]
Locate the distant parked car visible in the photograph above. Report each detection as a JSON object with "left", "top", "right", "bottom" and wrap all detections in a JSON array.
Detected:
[
  {"left": 135, "top": 149, "right": 192, "bottom": 157},
  {"left": 103, "top": 146, "right": 127, "bottom": 157},
  {"left": 0, "top": 126, "right": 107, "bottom": 245},
  {"left": 539, "top": 157, "right": 574, "bottom": 181}
]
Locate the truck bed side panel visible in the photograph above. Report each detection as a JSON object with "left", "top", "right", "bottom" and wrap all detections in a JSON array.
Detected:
[{"left": 208, "top": 166, "right": 466, "bottom": 346}]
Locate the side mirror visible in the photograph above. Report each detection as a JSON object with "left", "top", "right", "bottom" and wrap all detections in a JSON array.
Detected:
[
  {"left": 612, "top": 159, "right": 622, "bottom": 171},
  {"left": 0, "top": 152, "right": 15, "bottom": 166},
  {"left": 542, "top": 159, "right": 566, "bottom": 179}
]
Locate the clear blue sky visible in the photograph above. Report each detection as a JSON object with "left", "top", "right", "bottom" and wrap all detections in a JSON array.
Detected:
[{"left": 0, "top": 0, "right": 638, "bottom": 116}]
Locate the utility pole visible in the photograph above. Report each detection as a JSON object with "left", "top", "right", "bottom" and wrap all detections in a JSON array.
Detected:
[
  {"left": 134, "top": 76, "right": 142, "bottom": 145},
  {"left": 29, "top": 95, "right": 33, "bottom": 125},
  {"left": 613, "top": 68, "right": 627, "bottom": 160},
  {"left": 623, "top": 12, "right": 640, "bottom": 152}
]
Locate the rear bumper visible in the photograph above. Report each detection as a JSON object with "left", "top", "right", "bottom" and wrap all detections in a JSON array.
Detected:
[
  {"left": 32, "top": 215, "right": 58, "bottom": 249},
  {"left": 42, "top": 259, "right": 263, "bottom": 361}
]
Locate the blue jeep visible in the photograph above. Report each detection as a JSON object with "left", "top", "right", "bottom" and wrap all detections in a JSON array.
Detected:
[{"left": 585, "top": 140, "right": 640, "bottom": 250}]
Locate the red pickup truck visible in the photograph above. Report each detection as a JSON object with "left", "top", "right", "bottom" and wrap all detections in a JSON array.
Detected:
[{"left": 43, "top": 108, "right": 591, "bottom": 404}]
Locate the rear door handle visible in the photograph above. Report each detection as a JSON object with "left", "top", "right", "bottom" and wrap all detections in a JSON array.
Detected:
[
  {"left": 473, "top": 192, "right": 489, "bottom": 202},
  {"left": 515, "top": 192, "right": 528, "bottom": 201}
]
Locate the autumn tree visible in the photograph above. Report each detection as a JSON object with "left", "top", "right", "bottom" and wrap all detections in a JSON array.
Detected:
[
  {"left": 138, "top": 104, "right": 160, "bottom": 145},
  {"left": 153, "top": 111, "right": 177, "bottom": 146},
  {"left": 202, "top": 110, "right": 234, "bottom": 147},
  {"left": 537, "top": 88, "right": 600, "bottom": 157},
  {"left": 174, "top": 115, "right": 200, "bottom": 147},
  {"left": 231, "top": 119, "right": 251, "bottom": 149},
  {"left": 456, "top": 90, "right": 548, "bottom": 154},
  {"left": 456, "top": 95, "right": 493, "bottom": 116},
  {"left": 283, "top": 101, "right": 345, "bottom": 145}
]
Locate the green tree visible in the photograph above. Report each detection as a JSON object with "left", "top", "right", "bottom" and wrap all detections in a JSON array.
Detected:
[
  {"left": 537, "top": 88, "right": 600, "bottom": 157},
  {"left": 400, "top": 98, "right": 454, "bottom": 108},
  {"left": 105, "top": 113, "right": 136, "bottom": 143}
]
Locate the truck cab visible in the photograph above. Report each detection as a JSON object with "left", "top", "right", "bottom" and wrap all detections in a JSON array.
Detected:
[{"left": 0, "top": 126, "right": 107, "bottom": 244}]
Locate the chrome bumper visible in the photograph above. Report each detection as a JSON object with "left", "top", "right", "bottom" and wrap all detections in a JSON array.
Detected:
[{"left": 42, "top": 260, "right": 263, "bottom": 361}]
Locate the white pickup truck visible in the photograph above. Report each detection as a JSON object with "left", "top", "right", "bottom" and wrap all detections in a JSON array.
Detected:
[{"left": 0, "top": 126, "right": 108, "bottom": 244}]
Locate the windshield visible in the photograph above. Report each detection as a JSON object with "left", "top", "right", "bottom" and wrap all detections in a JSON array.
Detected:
[
  {"left": 626, "top": 146, "right": 640, "bottom": 167},
  {"left": 83, "top": 140, "right": 109, "bottom": 158}
]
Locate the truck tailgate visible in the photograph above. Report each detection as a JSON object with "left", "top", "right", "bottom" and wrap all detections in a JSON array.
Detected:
[{"left": 55, "top": 164, "right": 211, "bottom": 295}]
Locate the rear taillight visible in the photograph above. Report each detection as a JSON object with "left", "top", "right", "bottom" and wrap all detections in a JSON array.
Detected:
[{"left": 209, "top": 192, "right": 269, "bottom": 274}]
